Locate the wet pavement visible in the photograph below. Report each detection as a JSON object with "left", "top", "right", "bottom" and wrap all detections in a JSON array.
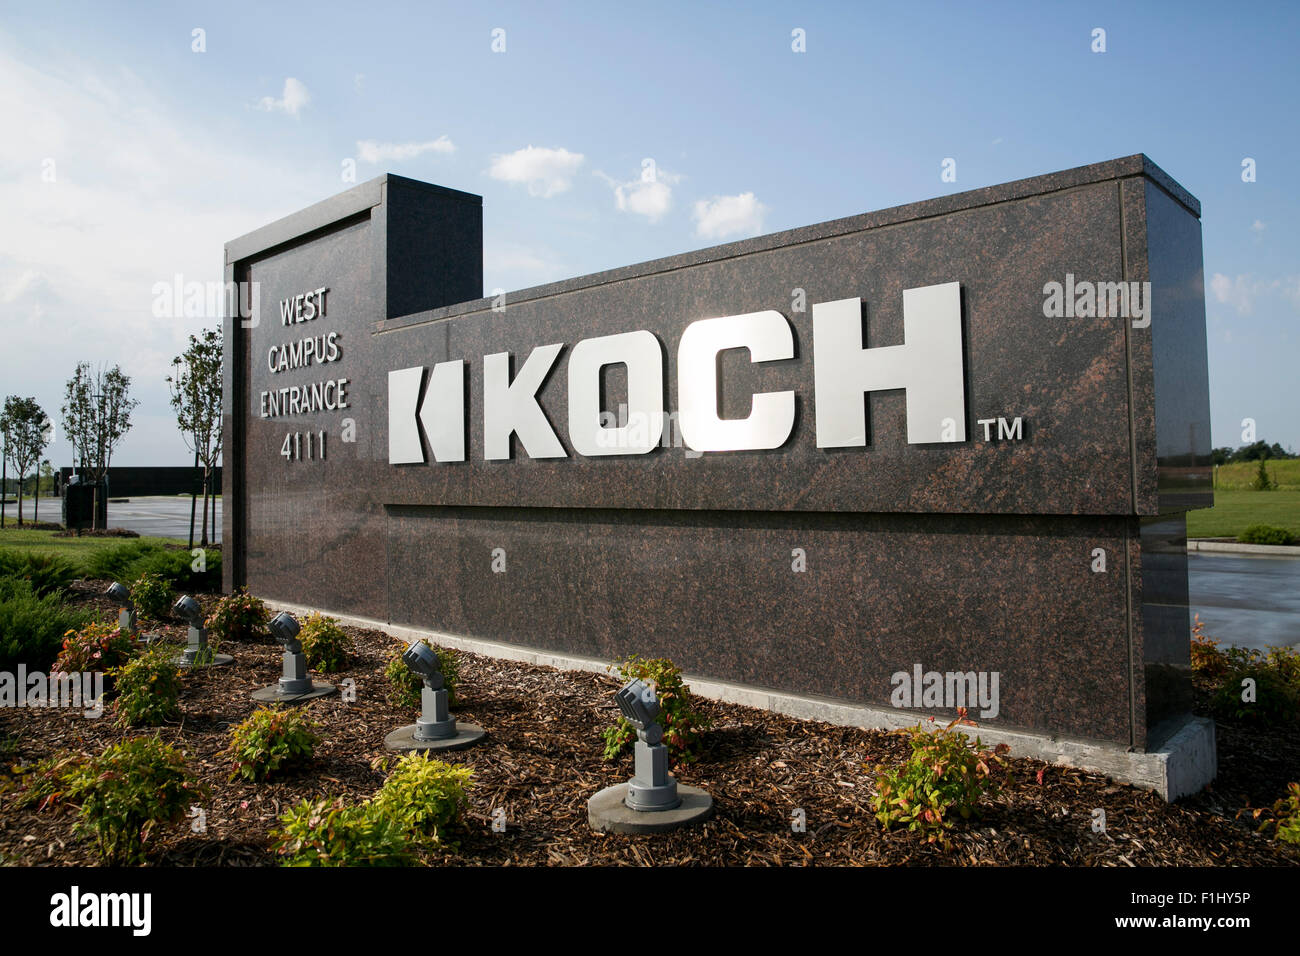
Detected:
[
  {"left": 1188, "top": 552, "right": 1300, "bottom": 651},
  {"left": 3, "top": 495, "right": 222, "bottom": 543}
]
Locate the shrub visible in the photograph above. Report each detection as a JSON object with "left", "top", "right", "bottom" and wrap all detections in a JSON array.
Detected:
[
  {"left": 52, "top": 620, "right": 138, "bottom": 674},
  {"left": 9, "top": 751, "right": 87, "bottom": 812},
  {"left": 384, "top": 640, "right": 459, "bottom": 708},
  {"left": 80, "top": 540, "right": 222, "bottom": 592},
  {"left": 62, "top": 737, "right": 202, "bottom": 865},
  {"left": 371, "top": 753, "right": 473, "bottom": 847},
  {"left": 110, "top": 646, "right": 181, "bottom": 728},
  {"left": 223, "top": 706, "right": 320, "bottom": 782},
  {"left": 0, "top": 580, "right": 93, "bottom": 671},
  {"left": 299, "top": 612, "right": 354, "bottom": 673},
  {"left": 80, "top": 540, "right": 164, "bottom": 581},
  {"left": 272, "top": 797, "right": 415, "bottom": 867},
  {"left": 0, "top": 551, "right": 78, "bottom": 597},
  {"left": 601, "top": 655, "right": 707, "bottom": 763},
  {"left": 206, "top": 588, "right": 269, "bottom": 642},
  {"left": 870, "top": 711, "right": 1009, "bottom": 843},
  {"left": 1189, "top": 614, "right": 1229, "bottom": 682},
  {"left": 1238, "top": 524, "right": 1295, "bottom": 546},
  {"left": 1249, "top": 458, "right": 1276, "bottom": 491},
  {"left": 1254, "top": 783, "right": 1300, "bottom": 845},
  {"left": 130, "top": 547, "right": 222, "bottom": 592},
  {"left": 1212, "top": 658, "right": 1300, "bottom": 726},
  {"left": 130, "top": 572, "right": 171, "bottom": 620},
  {"left": 1265, "top": 645, "right": 1300, "bottom": 688}
]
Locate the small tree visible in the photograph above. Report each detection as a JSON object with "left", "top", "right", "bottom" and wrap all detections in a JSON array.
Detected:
[
  {"left": 166, "top": 329, "right": 223, "bottom": 548},
  {"left": 0, "top": 397, "right": 51, "bottom": 527},
  {"left": 1250, "top": 457, "right": 1276, "bottom": 492},
  {"left": 61, "top": 363, "right": 138, "bottom": 530}
]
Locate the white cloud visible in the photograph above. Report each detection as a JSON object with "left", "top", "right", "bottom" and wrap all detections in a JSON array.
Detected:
[
  {"left": 488, "top": 145, "right": 584, "bottom": 197},
  {"left": 357, "top": 137, "right": 455, "bottom": 164},
  {"left": 598, "top": 163, "right": 681, "bottom": 223},
  {"left": 1251, "top": 219, "right": 1266, "bottom": 232},
  {"left": 256, "top": 77, "right": 310, "bottom": 116},
  {"left": 1210, "top": 272, "right": 1300, "bottom": 316},
  {"left": 0, "top": 43, "right": 317, "bottom": 466},
  {"left": 692, "top": 192, "right": 767, "bottom": 240}
]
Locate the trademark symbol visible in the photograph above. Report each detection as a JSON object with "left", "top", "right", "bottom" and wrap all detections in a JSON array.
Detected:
[{"left": 976, "top": 417, "right": 1024, "bottom": 442}]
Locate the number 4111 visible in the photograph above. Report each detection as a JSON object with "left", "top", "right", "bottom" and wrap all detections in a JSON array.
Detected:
[{"left": 281, "top": 430, "right": 326, "bottom": 461}]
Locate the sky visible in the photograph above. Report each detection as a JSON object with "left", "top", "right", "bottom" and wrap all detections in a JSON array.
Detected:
[{"left": 0, "top": 0, "right": 1296, "bottom": 467}]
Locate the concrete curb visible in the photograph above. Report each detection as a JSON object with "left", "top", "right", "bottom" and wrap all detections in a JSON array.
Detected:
[
  {"left": 267, "top": 599, "right": 1217, "bottom": 801},
  {"left": 1187, "top": 539, "right": 1300, "bottom": 555}
]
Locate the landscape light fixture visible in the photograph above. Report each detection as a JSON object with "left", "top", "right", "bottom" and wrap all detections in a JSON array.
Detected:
[
  {"left": 105, "top": 581, "right": 136, "bottom": 637},
  {"left": 383, "top": 638, "right": 484, "bottom": 752},
  {"left": 588, "top": 677, "right": 714, "bottom": 834},
  {"left": 172, "top": 594, "right": 233, "bottom": 667},
  {"left": 251, "top": 610, "right": 335, "bottom": 703}
]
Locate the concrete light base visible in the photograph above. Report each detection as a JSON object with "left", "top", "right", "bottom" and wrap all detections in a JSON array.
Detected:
[
  {"left": 384, "top": 722, "right": 486, "bottom": 753},
  {"left": 588, "top": 783, "right": 714, "bottom": 834},
  {"left": 251, "top": 683, "right": 337, "bottom": 705}
]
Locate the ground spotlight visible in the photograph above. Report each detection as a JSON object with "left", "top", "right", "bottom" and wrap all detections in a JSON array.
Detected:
[
  {"left": 251, "top": 609, "right": 335, "bottom": 703},
  {"left": 588, "top": 677, "right": 713, "bottom": 834},
  {"left": 172, "top": 594, "right": 233, "bottom": 667},
  {"left": 105, "top": 582, "right": 136, "bottom": 637},
  {"left": 383, "top": 638, "right": 484, "bottom": 752}
]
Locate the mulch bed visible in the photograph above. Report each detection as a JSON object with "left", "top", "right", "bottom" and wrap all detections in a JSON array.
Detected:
[{"left": 1, "top": 582, "right": 1297, "bottom": 867}]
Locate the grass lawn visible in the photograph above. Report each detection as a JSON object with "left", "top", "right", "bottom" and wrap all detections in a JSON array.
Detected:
[
  {"left": 1185, "top": 489, "right": 1300, "bottom": 539},
  {"left": 1213, "top": 458, "right": 1300, "bottom": 490},
  {"left": 0, "top": 527, "right": 185, "bottom": 570}
]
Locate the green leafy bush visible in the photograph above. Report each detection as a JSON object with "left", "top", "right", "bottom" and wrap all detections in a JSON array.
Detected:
[
  {"left": 601, "top": 655, "right": 707, "bottom": 763},
  {"left": 223, "top": 706, "right": 320, "bottom": 782},
  {"left": 130, "top": 547, "right": 221, "bottom": 592},
  {"left": 1252, "top": 783, "right": 1300, "bottom": 845},
  {"left": 272, "top": 797, "right": 415, "bottom": 867},
  {"left": 1238, "top": 524, "right": 1295, "bottom": 546},
  {"left": 371, "top": 753, "right": 473, "bottom": 847},
  {"left": 1212, "top": 656, "right": 1300, "bottom": 726},
  {"left": 110, "top": 646, "right": 181, "bottom": 727},
  {"left": 80, "top": 540, "right": 221, "bottom": 591},
  {"left": 0, "top": 551, "right": 78, "bottom": 597},
  {"left": 9, "top": 751, "right": 87, "bottom": 812},
  {"left": 130, "top": 572, "right": 171, "bottom": 620},
  {"left": 870, "top": 712, "right": 1009, "bottom": 843},
  {"left": 81, "top": 540, "right": 165, "bottom": 581},
  {"left": 52, "top": 620, "right": 138, "bottom": 673},
  {"left": 206, "top": 588, "right": 269, "bottom": 642},
  {"left": 0, "top": 579, "right": 93, "bottom": 671},
  {"left": 384, "top": 640, "right": 459, "bottom": 708},
  {"left": 62, "top": 736, "right": 203, "bottom": 865},
  {"left": 299, "top": 612, "right": 354, "bottom": 673}
]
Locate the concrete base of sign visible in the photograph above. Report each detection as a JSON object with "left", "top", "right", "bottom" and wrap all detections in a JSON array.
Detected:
[
  {"left": 267, "top": 601, "right": 1218, "bottom": 800},
  {"left": 177, "top": 652, "right": 234, "bottom": 668},
  {"left": 384, "top": 722, "right": 486, "bottom": 752},
  {"left": 251, "top": 682, "right": 337, "bottom": 705},
  {"left": 588, "top": 783, "right": 714, "bottom": 834}
]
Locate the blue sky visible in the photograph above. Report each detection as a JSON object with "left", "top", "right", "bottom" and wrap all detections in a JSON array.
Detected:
[{"left": 0, "top": 0, "right": 1296, "bottom": 466}]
